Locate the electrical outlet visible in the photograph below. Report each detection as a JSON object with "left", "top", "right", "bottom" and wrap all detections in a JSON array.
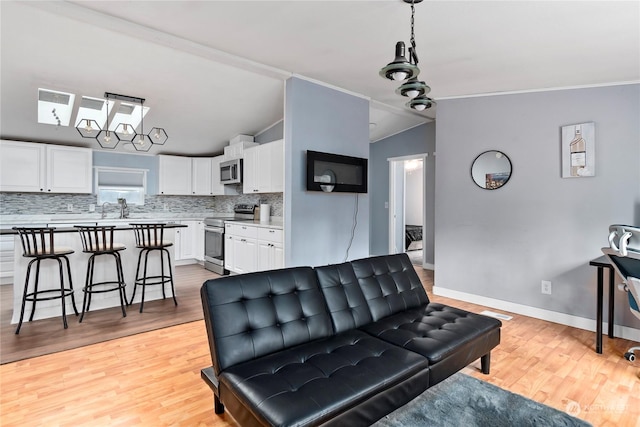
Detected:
[
  {"left": 541, "top": 280, "right": 552, "bottom": 295},
  {"left": 67, "top": 203, "right": 73, "bottom": 212},
  {"left": 89, "top": 204, "right": 95, "bottom": 212}
]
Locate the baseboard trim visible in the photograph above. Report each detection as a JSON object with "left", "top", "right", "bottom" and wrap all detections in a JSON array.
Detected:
[{"left": 433, "top": 286, "right": 640, "bottom": 342}]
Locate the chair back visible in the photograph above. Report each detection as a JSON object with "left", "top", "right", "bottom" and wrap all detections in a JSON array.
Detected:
[
  {"left": 603, "top": 224, "right": 640, "bottom": 321},
  {"left": 13, "top": 227, "right": 58, "bottom": 257},
  {"left": 75, "top": 225, "right": 117, "bottom": 253},
  {"left": 130, "top": 223, "right": 169, "bottom": 248}
]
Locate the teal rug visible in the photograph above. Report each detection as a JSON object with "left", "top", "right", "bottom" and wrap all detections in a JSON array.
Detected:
[{"left": 373, "top": 373, "right": 591, "bottom": 427}]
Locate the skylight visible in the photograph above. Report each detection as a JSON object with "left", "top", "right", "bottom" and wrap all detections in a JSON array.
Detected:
[
  {"left": 109, "top": 103, "right": 149, "bottom": 132},
  {"left": 75, "top": 97, "right": 115, "bottom": 129},
  {"left": 36, "top": 88, "right": 152, "bottom": 134},
  {"left": 37, "top": 88, "right": 75, "bottom": 126}
]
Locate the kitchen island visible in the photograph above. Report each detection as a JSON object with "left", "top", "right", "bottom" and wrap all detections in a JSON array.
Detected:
[{"left": 1, "top": 222, "right": 186, "bottom": 324}]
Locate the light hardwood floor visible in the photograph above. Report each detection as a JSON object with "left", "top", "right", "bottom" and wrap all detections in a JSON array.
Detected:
[{"left": 1, "top": 266, "right": 639, "bottom": 426}]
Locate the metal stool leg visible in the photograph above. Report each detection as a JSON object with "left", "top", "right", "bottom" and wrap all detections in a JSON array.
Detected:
[
  {"left": 28, "top": 259, "right": 42, "bottom": 322},
  {"left": 139, "top": 249, "right": 151, "bottom": 313},
  {"left": 79, "top": 254, "right": 95, "bottom": 323},
  {"left": 163, "top": 248, "right": 178, "bottom": 306},
  {"left": 114, "top": 252, "right": 127, "bottom": 318},
  {"left": 62, "top": 255, "right": 79, "bottom": 316},
  {"left": 15, "top": 259, "right": 36, "bottom": 334}
]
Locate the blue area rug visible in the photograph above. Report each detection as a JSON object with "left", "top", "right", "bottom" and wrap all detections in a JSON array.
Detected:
[{"left": 372, "top": 373, "right": 591, "bottom": 427}]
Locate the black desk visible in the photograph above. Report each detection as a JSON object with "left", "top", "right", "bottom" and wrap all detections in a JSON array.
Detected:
[{"left": 589, "top": 256, "right": 616, "bottom": 354}]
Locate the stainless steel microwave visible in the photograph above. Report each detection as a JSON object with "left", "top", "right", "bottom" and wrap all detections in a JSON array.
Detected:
[{"left": 220, "top": 159, "right": 242, "bottom": 184}]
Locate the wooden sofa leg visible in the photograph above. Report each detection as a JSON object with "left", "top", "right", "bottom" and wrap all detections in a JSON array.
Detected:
[
  {"left": 214, "top": 395, "right": 225, "bottom": 414},
  {"left": 481, "top": 353, "right": 491, "bottom": 374}
]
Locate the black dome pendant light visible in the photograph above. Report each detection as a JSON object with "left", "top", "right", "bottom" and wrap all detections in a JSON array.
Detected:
[{"left": 380, "top": 0, "right": 436, "bottom": 112}]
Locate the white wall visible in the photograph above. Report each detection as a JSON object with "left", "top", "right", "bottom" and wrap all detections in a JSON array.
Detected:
[
  {"left": 405, "top": 161, "right": 424, "bottom": 226},
  {"left": 435, "top": 84, "right": 640, "bottom": 331}
]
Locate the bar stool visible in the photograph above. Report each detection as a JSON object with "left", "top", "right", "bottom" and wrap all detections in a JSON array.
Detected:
[
  {"left": 129, "top": 223, "right": 177, "bottom": 312},
  {"left": 13, "top": 227, "right": 79, "bottom": 334},
  {"left": 75, "top": 225, "right": 127, "bottom": 322}
]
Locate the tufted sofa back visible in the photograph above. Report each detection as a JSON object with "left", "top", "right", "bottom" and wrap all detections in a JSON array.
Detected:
[
  {"left": 350, "top": 253, "right": 429, "bottom": 321},
  {"left": 315, "top": 262, "right": 373, "bottom": 333},
  {"left": 201, "top": 267, "right": 334, "bottom": 374}
]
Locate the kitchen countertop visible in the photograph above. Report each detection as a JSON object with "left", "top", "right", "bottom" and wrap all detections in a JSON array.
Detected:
[
  {"left": 0, "top": 222, "right": 187, "bottom": 235},
  {"left": 224, "top": 218, "right": 283, "bottom": 229}
]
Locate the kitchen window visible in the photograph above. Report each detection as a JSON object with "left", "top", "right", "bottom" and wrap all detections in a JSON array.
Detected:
[{"left": 95, "top": 167, "right": 147, "bottom": 205}]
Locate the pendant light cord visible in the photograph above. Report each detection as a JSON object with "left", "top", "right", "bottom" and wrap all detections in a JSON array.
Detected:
[{"left": 409, "top": 0, "right": 419, "bottom": 65}]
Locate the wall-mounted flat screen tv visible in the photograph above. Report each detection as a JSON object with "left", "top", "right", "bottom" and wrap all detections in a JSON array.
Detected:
[{"left": 306, "top": 150, "right": 368, "bottom": 193}]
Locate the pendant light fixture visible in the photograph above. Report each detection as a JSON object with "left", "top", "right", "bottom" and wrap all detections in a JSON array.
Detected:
[
  {"left": 132, "top": 98, "right": 153, "bottom": 152},
  {"left": 380, "top": 0, "right": 436, "bottom": 112},
  {"left": 76, "top": 118, "right": 100, "bottom": 138},
  {"left": 114, "top": 123, "right": 135, "bottom": 142},
  {"left": 95, "top": 94, "right": 120, "bottom": 149},
  {"left": 77, "top": 92, "right": 168, "bottom": 151}
]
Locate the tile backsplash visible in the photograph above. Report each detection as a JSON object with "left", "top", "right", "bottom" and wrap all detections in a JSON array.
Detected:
[{"left": 0, "top": 192, "right": 283, "bottom": 217}]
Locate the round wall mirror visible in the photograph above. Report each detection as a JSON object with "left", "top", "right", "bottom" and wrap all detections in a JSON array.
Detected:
[{"left": 471, "top": 151, "right": 512, "bottom": 190}]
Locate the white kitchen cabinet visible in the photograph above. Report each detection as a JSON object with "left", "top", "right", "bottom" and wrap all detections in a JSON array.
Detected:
[
  {"left": 233, "top": 237, "right": 257, "bottom": 274},
  {"left": 46, "top": 145, "right": 93, "bottom": 193},
  {"left": 257, "top": 227, "right": 284, "bottom": 271},
  {"left": 174, "top": 220, "right": 198, "bottom": 261},
  {"left": 270, "top": 139, "right": 284, "bottom": 193},
  {"left": 194, "top": 220, "right": 205, "bottom": 261},
  {"left": 223, "top": 141, "right": 257, "bottom": 160},
  {"left": 225, "top": 223, "right": 258, "bottom": 274},
  {"left": 158, "top": 155, "right": 192, "bottom": 195},
  {"left": 226, "top": 223, "right": 282, "bottom": 274},
  {"left": 224, "top": 233, "right": 235, "bottom": 272},
  {"left": 0, "top": 140, "right": 92, "bottom": 193},
  {"left": 243, "top": 139, "right": 284, "bottom": 194},
  {"left": 0, "top": 235, "right": 15, "bottom": 285},
  {"left": 192, "top": 157, "right": 213, "bottom": 196}
]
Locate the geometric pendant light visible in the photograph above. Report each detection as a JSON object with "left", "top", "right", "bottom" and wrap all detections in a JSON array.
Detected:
[{"left": 95, "top": 93, "right": 120, "bottom": 149}]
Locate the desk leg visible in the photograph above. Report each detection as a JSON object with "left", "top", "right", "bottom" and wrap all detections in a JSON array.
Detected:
[
  {"left": 608, "top": 267, "right": 615, "bottom": 338},
  {"left": 596, "top": 267, "right": 603, "bottom": 354}
]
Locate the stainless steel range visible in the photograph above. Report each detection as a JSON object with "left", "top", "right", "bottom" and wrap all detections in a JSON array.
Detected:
[{"left": 203, "top": 204, "right": 255, "bottom": 274}]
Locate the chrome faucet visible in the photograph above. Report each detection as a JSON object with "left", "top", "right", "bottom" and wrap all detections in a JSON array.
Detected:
[
  {"left": 101, "top": 202, "right": 109, "bottom": 219},
  {"left": 118, "top": 198, "right": 129, "bottom": 219}
]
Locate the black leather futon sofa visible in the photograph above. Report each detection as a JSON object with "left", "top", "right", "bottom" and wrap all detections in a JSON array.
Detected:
[{"left": 200, "top": 253, "right": 502, "bottom": 426}]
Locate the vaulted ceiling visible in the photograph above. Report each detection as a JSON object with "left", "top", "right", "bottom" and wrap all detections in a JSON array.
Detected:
[{"left": 1, "top": 1, "right": 638, "bottom": 156}]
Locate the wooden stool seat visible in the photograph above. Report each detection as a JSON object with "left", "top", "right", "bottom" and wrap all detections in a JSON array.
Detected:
[{"left": 13, "top": 227, "right": 79, "bottom": 334}]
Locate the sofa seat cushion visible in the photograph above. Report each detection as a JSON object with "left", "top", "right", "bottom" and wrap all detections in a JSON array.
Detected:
[
  {"left": 360, "top": 303, "right": 501, "bottom": 365},
  {"left": 218, "top": 329, "right": 430, "bottom": 427}
]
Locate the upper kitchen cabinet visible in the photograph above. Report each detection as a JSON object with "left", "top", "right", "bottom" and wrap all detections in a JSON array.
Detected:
[
  {"left": 158, "top": 155, "right": 192, "bottom": 195},
  {"left": 243, "top": 139, "right": 284, "bottom": 194},
  {"left": 0, "top": 140, "right": 92, "bottom": 193},
  {"left": 191, "top": 157, "right": 213, "bottom": 196}
]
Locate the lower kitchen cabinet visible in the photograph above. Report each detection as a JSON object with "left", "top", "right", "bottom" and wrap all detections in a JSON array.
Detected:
[
  {"left": 174, "top": 220, "right": 202, "bottom": 263},
  {"left": 257, "top": 227, "right": 284, "bottom": 271},
  {"left": 225, "top": 223, "right": 283, "bottom": 274}
]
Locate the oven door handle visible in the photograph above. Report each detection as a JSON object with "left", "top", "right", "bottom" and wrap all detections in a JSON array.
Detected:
[{"left": 204, "top": 227, "right": 224, "bottom": 234}]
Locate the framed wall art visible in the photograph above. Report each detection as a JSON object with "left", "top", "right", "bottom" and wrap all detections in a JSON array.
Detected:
[{"left": 561, "top": 122, "right": 595, "bottom": 178}]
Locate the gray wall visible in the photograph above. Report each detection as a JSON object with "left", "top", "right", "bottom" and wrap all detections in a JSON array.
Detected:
[
  {"left": 435, "top": 84, "right": 640, "bottom": 328},
  {"left": 369, "top": 122, "right": 436, "bottom": 263},
  {"left": 255, "top": 120, "right": 284, "bottom": 144},
  {"left": 284, "top": 77, "right": 370, "bottom": 267},
  {"left": 93, "top": 151, "right": 159, "bottom": 195}
]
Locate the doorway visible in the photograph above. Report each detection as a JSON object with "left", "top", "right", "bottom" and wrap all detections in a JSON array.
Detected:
[{"left": 388, "top": 154, "right": 428, "bottom": 267}]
